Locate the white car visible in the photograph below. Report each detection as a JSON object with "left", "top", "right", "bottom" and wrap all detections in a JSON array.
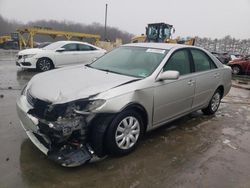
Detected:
[{"left": 16, "top": 41, "right": 106, "bottom": 71}]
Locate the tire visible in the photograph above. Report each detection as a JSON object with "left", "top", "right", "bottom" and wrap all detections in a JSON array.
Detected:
[
  {"left": 105, "top": 110, "right": 144, "bottom": 156},
  {"left": 36, "top": 57, "right": 54, "bottom": 72},
  {"left": 202, "top": 89, "right": 222, "bottom": 115},
  {"left": 231, "top": 65, "right": 241, "bottom": 75}
]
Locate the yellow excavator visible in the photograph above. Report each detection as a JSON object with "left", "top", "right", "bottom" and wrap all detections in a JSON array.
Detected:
[{"left": 131, "top": 22, "right": 195, "bottom": 45}]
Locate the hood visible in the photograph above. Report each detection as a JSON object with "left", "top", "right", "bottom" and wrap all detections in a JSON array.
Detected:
[
  {"left": 18, "top": 48, "right": 48, "bottom": 55},
  {"left": 228, "top": 59, "right": 245, "bottom": 65},
  {"left": 28, "top": 66, "right": 137, "bottom": 104}
]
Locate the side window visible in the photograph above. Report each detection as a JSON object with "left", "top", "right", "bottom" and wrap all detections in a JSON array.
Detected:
[
  {"left": 191, "top": 49, "right": 217, "bottom": 72},
  {"left": 62, "top": 43, "right": 78, "bottom": 51},
  {"left": 163, "top": 50, "right": 191, "bottom": 75},
  {"left": 78, "top": 44, "right": 96, "bottom": 51}
]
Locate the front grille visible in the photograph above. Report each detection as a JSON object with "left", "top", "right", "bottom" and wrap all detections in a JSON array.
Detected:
[
  {"left": 26, "top": 90, "right": 53, "bottom": 120},
  {"left": 21, "top": 62, "right": 31, "bottom": 66},
  {"left": 26, "top": 90, "right": 37, "bottom": 107}
]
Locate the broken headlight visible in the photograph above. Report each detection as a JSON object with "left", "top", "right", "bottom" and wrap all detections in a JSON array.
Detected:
[
  {"left": 23, "top": 54, "right": 36, "bottom": 58},
  {"left": 83, "top": 99, "right": 106, "bottom": 112},
  {"left": 47, "top": 99, "right": 106, "bottom": 120},
  {"left": 62, "top": 99, "right": 106, "bottom": 116},
  {"left": 47, "top": 99, "right": 105, "bottom": 137}
]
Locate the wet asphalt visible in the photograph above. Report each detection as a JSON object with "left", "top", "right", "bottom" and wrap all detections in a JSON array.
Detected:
[{"left": 0, "top": 50, "right": 250, "bottom": 188}]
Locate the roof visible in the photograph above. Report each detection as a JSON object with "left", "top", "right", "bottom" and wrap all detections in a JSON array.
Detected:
[
  {"left": 50, "top": 40, "right": 89, "bottom": 45},
  {"left": 123, "top": 42, "right": 194, "bottom": 50}
]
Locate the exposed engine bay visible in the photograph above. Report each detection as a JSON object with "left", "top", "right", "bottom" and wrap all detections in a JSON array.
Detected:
[{"left": 23, "top": 89, "right": 105, "bottom": 167}]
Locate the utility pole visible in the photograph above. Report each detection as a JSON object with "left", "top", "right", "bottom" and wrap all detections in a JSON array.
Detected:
[{"left": 104, "top": 3, "right": 108, "bottom": 41}]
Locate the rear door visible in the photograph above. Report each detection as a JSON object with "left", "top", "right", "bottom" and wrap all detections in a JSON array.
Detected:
[
  {"left": 190, "top": 49, "right": 220, "bottom": 109},
  {"left": 153, "top": 49, "right": 195, "bottom": 125}
]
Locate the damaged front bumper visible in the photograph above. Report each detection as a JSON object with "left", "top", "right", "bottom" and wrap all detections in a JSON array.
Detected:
[{"left": 16, "top": 95, "right": 99, "bottom": 167}]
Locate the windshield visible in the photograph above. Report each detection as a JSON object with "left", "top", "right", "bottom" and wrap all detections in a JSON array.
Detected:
[
  {"left": 43, "top": 41, "right": 63, "bottom": 50},
  {"left": 147, "top": 25, "right": 172, "bottom": 42},
  {"left": 89, "top": 46, "right": 168, "bottom": 78}
]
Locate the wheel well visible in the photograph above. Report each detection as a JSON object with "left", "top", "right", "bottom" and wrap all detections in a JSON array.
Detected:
[
  {"left": 123, "top": 103, "right": 148, "bottom": 132},
  {"left": 37, "top": 57, "right": 54, "bottom": 68},
  {"left": 217, "top": 85, "right": 224, "bottom": 97}
]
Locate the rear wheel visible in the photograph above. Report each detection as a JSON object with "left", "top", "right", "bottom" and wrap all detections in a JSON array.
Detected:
[
  {"left": 202, "top": 89, "right": 222, "bottom": 115},
  {"left": 105, "top": 110, "right": 144, "bottom": 156},
  {"left": 36, "top": 57, "right": 54, "bottom": 72},
  {"left": 231, "top": 65, "right": 241, "bottom": 75}
]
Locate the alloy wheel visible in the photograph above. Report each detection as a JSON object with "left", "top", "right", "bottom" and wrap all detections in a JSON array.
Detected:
[
  {"left": 211, "top": 92, "right": 220, "bottom": 112},
  {"left": 232, "top": 66, "right": 240, "bottom": 74},
  {"left": 38, "top": 59, "right": 51, "bottom": 71}
]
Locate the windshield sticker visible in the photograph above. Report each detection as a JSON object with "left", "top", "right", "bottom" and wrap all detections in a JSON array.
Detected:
[
  {"left": 146, "top": 49, "right": 165, "bottom": 54},
  {"left": 138, "top": 72, "right": 148, "bottom": 77}
]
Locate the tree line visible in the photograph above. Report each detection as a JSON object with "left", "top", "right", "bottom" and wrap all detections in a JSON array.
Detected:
[
  {"left": 0, "top": 15, "right": 133, "bottom": 43},
  {"left": 195, "top": 36, "right": 250, "bottom": 55}
]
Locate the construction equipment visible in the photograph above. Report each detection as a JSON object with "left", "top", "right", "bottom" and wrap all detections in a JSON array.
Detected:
[
  {"left": 131, "top": 22, "right": 195, "bottom": 45},
  {"left": 0, "top": 26, "right": 122, "bottom": 51},
  {"left": 0, "top": 35, "right": 11, "bottom": 44},
  {"left": 16, "top": 27, "right": 101, "bottom": 49}
]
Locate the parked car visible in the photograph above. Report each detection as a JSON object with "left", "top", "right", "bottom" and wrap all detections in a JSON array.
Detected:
[
  {"left": 211, "top": 51, "right": 230, "bottom": 64},
  {"left": 16, "top": 43, "right": 232, "bottom": 167},
  {"left": 0, "top": 40, "right": 19, "bottom": 50},
  {"left": 230, "top": 54, "right": 243, "bottom": 61},
  {"left": 16, "top": 41, "right": 106, "bottom": 71},
  {"left": 227, "top": 55, "right": 250, "bottom": 75}
]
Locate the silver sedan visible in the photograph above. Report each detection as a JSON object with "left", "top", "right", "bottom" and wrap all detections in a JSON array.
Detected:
[{"left": 16, "top": 43, "right": 232, "bottom": 167}]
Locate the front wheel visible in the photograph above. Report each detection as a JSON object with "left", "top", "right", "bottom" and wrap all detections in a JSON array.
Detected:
[
  {"left": 105, "top": 110, "right": 144, "bottom": 156},
  {"left": 231, "top": 65, "right": 241, "bottom": 75},
  {"left": 36, "top": 58, "right": 54, "bottom": 72},
  {"left": 202, "top": 89, "right": 222, "bottom": 115}
]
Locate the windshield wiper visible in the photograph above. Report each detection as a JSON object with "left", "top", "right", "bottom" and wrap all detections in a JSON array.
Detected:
[
  {"left": 97, "top": 68, "right": 122, "bottom": 75},
  {"left": 84, "top": 65, "right": 120, "bottom": 74},
  {"left": 85, "top": 64, "right": 92, "bottom": 68}
]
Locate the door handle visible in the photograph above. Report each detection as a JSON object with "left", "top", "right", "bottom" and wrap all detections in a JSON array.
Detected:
[
  {"left": 214, "top": 73, "right": 220, "bottom": 77},
  {"left": 188, "top": 80, "right": 195, "bottom": 85}
]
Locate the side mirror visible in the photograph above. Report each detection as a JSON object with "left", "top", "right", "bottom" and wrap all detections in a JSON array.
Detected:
[
  {"left": 157, "top": 70, "right": 180, "bottom": 81},
  {"left": 56, "top": 47, "right": 65, "bottom": 52}
]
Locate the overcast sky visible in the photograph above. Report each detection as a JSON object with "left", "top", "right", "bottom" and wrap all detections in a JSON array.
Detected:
[{"left": 0, "top": 0, "right": 250, "bottom": 39}]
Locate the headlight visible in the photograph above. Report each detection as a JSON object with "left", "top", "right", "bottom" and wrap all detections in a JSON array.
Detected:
[
  {"left": 23, "top": 54, "right": 36, "bottom": 58},
  {"left": 85, "top": 99, "right": 106, "bottom": 112},
  {"left": 51, "top": 99, "right": 106, "bottom": 118},
  {"left": 71, "top": 99, "right": 106, "bottom": 115}
]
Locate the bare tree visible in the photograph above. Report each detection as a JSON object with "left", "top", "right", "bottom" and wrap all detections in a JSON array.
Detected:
[
  {"left": 195, "top": 35, "right": 250, "bottom": 55},
  {"left": 0, "top": 15, "right": 133, "bottom": 43}
]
